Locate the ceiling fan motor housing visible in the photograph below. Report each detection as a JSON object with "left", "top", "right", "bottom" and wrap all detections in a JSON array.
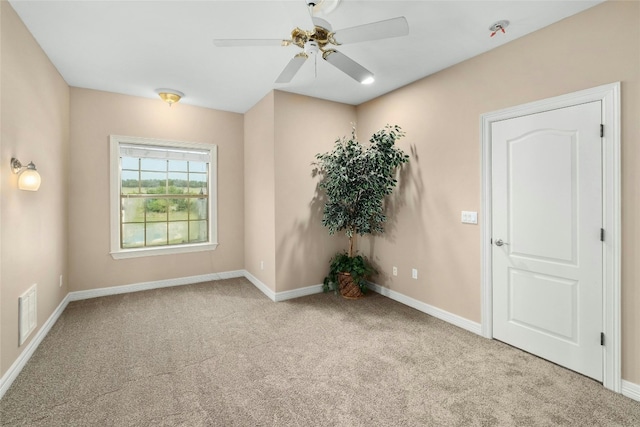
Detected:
[{"left": 290, "top": 25, "right": 333, "bottom": 50}]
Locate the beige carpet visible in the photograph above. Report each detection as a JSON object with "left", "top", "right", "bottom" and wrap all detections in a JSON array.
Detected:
[{"left": 1, "top": 277, "right": 639, "bottom": 426}]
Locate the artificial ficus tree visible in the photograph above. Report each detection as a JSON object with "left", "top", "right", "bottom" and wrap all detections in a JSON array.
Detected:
[{"left": 315, "top": 124, "right": 409, "bottom": 257}]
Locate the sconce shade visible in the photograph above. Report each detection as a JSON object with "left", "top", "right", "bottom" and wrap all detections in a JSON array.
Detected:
[
  {"left": 11, "top": 158, "right": 41, "bottom": 191},
  {"left": 18, "top": 163, "right": 41, "bottom": 191},
  {"left": 155, "top": 89, "right": 184, "bottom": 106}
]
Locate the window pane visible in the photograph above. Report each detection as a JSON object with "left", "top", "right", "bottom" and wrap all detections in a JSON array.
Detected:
[
  {"left": 169, "top": 222, "right": 189, "bottom": 244},
  {"left": 189, "top": 162, "right": 207, "bottom": 173},
  {"left": 189, "top": 220, "right": 208, "bottom": 243},
  {"left": 168, "top": 172, "right": 188, "bottom": 189},
  {"left": 122, "top": 223, "right": 145, "bottom": 248},
  {"left": 141, "top": 171, "right": 166, "bottom": 194},
  {"left": 121, "top": 157, "right": 139, "bottom": 170},
  {"left": 145, "top": 198, "right": 167, "bottom": 221},
  {"left": 168, "top": 197, "right": 189, "bottom": 221},
  {"left": 188, "top": 172, "right": 207, "bottom": 194},
  {"left": 187, "top": 185, "right": 207, "bottom": 195},
  {"left": 189, "top": 198, "right": 208, "bottom": 220},
  {"left": 121, "top": 171, "right": 140, "bottom": 194},
  {"left": 141, "top": 158, "right": 167, "bottom": 171},
  {"left": 122, "top": 198, "right": 144, "bottom": 223},
  {"left": 168, "top": 160, "right": 188, "bottom": 172},
  {"left": 146, "top": 222, "right": 167, "bottom": 246}
]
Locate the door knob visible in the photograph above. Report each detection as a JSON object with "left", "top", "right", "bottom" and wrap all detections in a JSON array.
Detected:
[{"left": 495, "top": 239, "right": 509, "bottom": 246}]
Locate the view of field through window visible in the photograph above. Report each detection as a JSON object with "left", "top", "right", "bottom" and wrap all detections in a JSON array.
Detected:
[{"left": 120, "top": 156, "right": 209, "bottom": 248}]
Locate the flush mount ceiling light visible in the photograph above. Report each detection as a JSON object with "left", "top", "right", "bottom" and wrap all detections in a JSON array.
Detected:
[
  {"left": 10, "top": 157, "right": 41, "bottom": 191},
  {"left": 155, "top": 89, "right": 184, "bottom": 106}
]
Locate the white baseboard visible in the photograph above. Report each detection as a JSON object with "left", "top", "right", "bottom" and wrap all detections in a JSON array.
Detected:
[
  {"left": 243, "top": 270, "right": 324, "bottom": 302},
  {"left": 0, "top": 294, "right": 70, "bottom": 400},
  {"left": 68, "top": 270, "right": 245, "bottom": 302},
  {"left": 275, "top": 284, "right": 324, "bottom": 302},
  {"left": 366, "top": 281, "right": 483, "bottom": 336},
  {"left": 622, "top": 380, "right": 640, "bottom": 402},
  {"left": 244, "top": 270, "right": 276, "bottom": 301}
]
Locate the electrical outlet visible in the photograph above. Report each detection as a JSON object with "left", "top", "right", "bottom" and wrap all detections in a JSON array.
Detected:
[
  {"left": 412, "top": 269, "right": 418, "bottom": 279},
  {"left": 59, "top": 275, "right": 63, "bottom": 288},
  {"left": 392, "top": 266, "right": 398, "bottom": 276},
  {"left": 461, "top": 211, "right": 478, "bottom": 224},
  {"left": 260, "top": 261, "right": 265, "bottom": 270}
]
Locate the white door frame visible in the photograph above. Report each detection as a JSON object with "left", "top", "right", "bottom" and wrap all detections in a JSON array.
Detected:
[{"left": 480, "top": 82, "right": 621, "bottom": 392}]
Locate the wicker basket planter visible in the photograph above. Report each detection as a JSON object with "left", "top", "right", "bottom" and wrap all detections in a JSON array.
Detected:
[{"left": 338, "top": 272, "right": 365, "bottom": 299}]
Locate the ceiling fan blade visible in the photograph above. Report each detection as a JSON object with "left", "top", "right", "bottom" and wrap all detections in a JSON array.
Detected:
[
  {"left": 322, "top": 50, "right": 374, "bottom": 84},
  {"left": 312, "top": 16, "right": 333, "bottom": 32},
  {"left": 275, "top": 53, "right": 308, "bottom": 84},
  {"left": 213, "top": 39, "right": 287, "bottom": 48},
  {"left": 332, "top": 17, "right": 409, "bottom": 45}
]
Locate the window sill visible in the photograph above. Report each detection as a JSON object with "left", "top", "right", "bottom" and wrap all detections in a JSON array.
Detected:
[{"left": 110, "top": 242, "right": 218, "bottom": 259}]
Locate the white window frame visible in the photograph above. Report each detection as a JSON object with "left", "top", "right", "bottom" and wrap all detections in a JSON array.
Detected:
[{"left": 109, "top": 135, "right": 218, "bottom": 259}]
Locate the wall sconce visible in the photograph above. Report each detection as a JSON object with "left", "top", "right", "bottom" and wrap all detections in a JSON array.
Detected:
[
  {"left": 11, "top": 158, "right": 41, "bottom": 191},
  {"left": 155, "top": 89, "right": 184, "bottom": 107}
]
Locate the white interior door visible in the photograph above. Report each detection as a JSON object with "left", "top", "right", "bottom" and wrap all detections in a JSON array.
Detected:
[{"left": 491, "top": 101, "right": 603, "bottom": 381}]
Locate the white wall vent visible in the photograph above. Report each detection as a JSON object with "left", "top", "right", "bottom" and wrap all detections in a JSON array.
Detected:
[{"left": 19, "top": 284, "right": 37, "bottom": 346}]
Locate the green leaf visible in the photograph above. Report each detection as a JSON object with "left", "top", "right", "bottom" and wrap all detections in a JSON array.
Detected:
[{"left": 315, "top": 125, "right": 409, "bottom": 241}]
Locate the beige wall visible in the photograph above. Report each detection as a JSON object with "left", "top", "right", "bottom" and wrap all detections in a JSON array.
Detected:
[
  {"left": 0, "top": 2, "right": 70, "bottom": 376},
  {"left": 244, "top": 92, "right": 276, "bottom": 290},
  {"left": 273, "top": 91, "right": 355, "bottom": 291},
  {"left": 68, "top": 88, "right": 244, "bottom": 291},
  {"left": 244, "top": 90, "right": 355, "bottom": 292},
  {"left": 356, "top": 0, "right": 640, "bottom": 383}
]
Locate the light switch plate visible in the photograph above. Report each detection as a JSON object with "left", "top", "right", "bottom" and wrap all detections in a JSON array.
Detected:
[{"left": 461, "top": 211, "right": 478, "bottom": 224}]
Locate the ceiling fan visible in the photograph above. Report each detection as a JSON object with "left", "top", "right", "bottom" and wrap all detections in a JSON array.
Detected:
[{"left": 213, "top": 0, "right": 409, "bottom": 85}]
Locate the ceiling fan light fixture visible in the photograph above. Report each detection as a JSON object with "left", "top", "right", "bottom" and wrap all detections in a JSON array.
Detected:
[
  {"left": 304, "top": 39, "right": 320, "bottom": 55},
  {"left": 155, "top": 89, "right": 184, "bottom": 106},
  {"left": 361, "top": 76, "right": 375, "bottom": 85}
]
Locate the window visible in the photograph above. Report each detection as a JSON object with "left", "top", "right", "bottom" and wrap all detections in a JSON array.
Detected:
[{"left": 110, "top": 136, "right": 217, "bottom": 259}]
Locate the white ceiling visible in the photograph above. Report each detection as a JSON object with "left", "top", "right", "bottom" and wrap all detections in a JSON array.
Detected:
[{"left": 9, "top": 0, "right": 604, "bottom": 113}]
